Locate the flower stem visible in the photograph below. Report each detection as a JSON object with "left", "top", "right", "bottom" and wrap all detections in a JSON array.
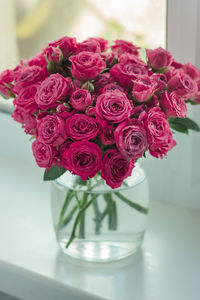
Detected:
[
  {"left": 78, "top": 192, "right": 88, "bottom": 239},
  {"left": 57, "top": 204, "right": 78, "bottom": 230},
  {"left": 103, "top": 193, "right": 117, "bottom": 230},
  {"left": 65, "top": 193, "right": 98, "bottom": 248},
  {"left": 58, "top": 189, "right": 74, "bottom": 223},
  {"left": 114, "top": 191, "right": 148, "bottom": 214}
]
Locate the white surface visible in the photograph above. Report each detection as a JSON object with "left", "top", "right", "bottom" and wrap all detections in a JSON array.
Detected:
[{"left": 0, "top": 154, "right": 200, "bottom": 300}]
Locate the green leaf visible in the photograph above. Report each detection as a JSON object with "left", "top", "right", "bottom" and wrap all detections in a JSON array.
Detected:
[
  {"left": 181, "top": 117, "right": 200, "bottom": 131},
  {"left": 43, "top": 164, "right": 67, "bottom": 181},
  {"left": 169, "top": 122, "right": 189, "bottom": 134},
  {"left": 169, "top": 117, "right": 200, "bottom": 133}
]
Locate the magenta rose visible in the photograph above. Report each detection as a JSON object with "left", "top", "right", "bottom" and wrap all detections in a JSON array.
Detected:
[
  {"left": 76, "top": 39, "right": 101, "bottom": 53},
  {"left": 32, "top": 139, "right": 56, "bottom": 169},
  {"left": 12, "top": 107, "right": 37, "bottom": 135},
  {"left": 22, "top": 113, "right": 37, "bottom": 135},
  {"left": 0, "top": 69, "right": 14, "bottom": 98},
  {"left": 141, "top": 107, "right": 176, "bottom": 158},
  {"left": 182, "top": 62, "right": 200, "bottom": 80},
  {"left": 100, "top": 125, "right": 115, "bottom": 145},
  {"left": 114, "top": 120, "right": 148, "bottom": 160},
  {"left": 59, "top": 139, "right": 73, "bottom": 170},
  {"left": 132, "top": 75, "right": 157, "bottom": 102},
  {"left": 70, "top": 89, "right": 92, "bottom": 111},
  {"left": 69, "top": 51, "right": 106, "bottom": 81},
  {"left": 56, "top": 103, "right": 75, "bottom": 118},
  {"left": 95, "top": 90, "right": 134, "bottom": 124},
  {"left": 27, "top": 53, "right": 47, "bottom": 68},
  {"left": 111, "top": 40, "right": 139, "bottom": 57},
  {"left": 98, "top": 83, "right": 124, "bottom": 95},
  {"left": 93, "top": 73, "right": 114, "bottom": 94},
  {"left": 110, "top": 61, "right": 148, "bottom": 89},
  {"left": 48, "top": 36, "right": 77, "bottom": 57},
  {"left": 101, "top": 149, "right": 135, "bottom": 189},
  {"left": 14, "top": 83, "right": 39, "bottom": 113},
  {"left": 35, "top": 74, "right": 72, "bottom": 109},
  {"left": 37, "top": 114, "right": 67, "bottom": 146},
  {"left": 87, "top": 37, "right": 108, "bottom": 52},
  {"left": 168, "top": 70, "right": 198, "bottom": 99},
  {"left": 146, "top": 47, "right": 173, "bottom": 69},
  {"left": 65, "top": 114, "right": 101, "bottom": 141},
  {"left": 13, "top": 65, "right": 47, "bottom": 94},
  {"left": 160, "top": 91, "right": 187, "bottom": 118},
  {"left": 66, "top": 141, "right": 103, "bottom": 180},
  {"left": 43, "top": 46, "right": 62, "bottom": 63},
  {"left": 151, "top": 73, "right": 167, "bottom": 92},
  {"left": 101, "top": 52, "right": 116, "bottom": 66}
]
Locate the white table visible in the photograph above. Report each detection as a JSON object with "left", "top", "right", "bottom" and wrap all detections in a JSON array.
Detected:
[{"left": 0, "top": 155, "right": 200, "bottom": 300}]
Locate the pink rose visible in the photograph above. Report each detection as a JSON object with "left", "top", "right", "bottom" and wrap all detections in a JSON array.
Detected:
[
  {"left": 70, "top": 89, "right": 92, "bottom": 111},
  {"left": 101, "top": 149, "right": 135, "bottom": 189},
  {"left": 151, "top": 73, "right": 167, "bottom": 92},
  {"left": 22, "top": 113, "right": 37, "bottom": 135},
  {"left": 35, "top": 74, "right": 72, "bottom": 110},
  {"left": 14, "top": 83, "right": 39, "bottom": 113},
  {"left": 13, "top": 66, "right": 47, "bottom": 94},
  {"left": 0, "top": 69, "right": 14, "bottom": 98},
  {"left": 56, "top": 103, "right": 75, "bottom": 118},
  {"left": 37, "top": 114, "right": 67, "bottom": 146},
  {"left": 95, "top": 90, "right": 134, "bottom": 124},
  {"left": 101, "top": 52, "right": 116, "bottom": 67},
  {"left": 48, "top": 36, "right": 77, "bottom": 57},
  {"left": 87, "top": 37, "right": 108, "bottom": 52},
  {"left": 65, "top": 114, "right": 101, "bottom": 141},
  {"left": 118, "top": 53, "right": 146, "bottom": 65},
  {"left": 168, "top": 70, "right": 198, "bottom": 99},
  {"left": 27, "top": 53, "right": 47, "bottom": 68},
  {"left": 99, "top": 125, "right": 115, "bottom": 145},
  {"left": 141, "top": 107, "right": 176, "bottom": 158},
  {"left": 12, "top": 107, "right": 25, "bottom": 124},
  {"left": 114, "top": 119, "right": 148, "bottom": 160},
  {"left": 12, "top": 107, "right": 37, "bottom": 135},
  {"left": 146, "top": 47, "right": 173, "bottom": 69},
  {"left": 132, "top": 75, "right": 157, "bottom": 102},
  {"left": 43, "top": 46, "right": 62, "bottom": 63},
  {"left": 69, "top": 51, "right": 106, "bottom": 81},
  {"left": 76, "top": 39, "right": 101, "bottom": 53},
  {"left": 59, "top": 139, "right": 73, "bottom": 169},
  {"left": 110, "top": 61, "right": 148, "bottom": 89},
  {"left": 111, "top": 40, "right": 139, "bottom": 57},
  {"left": 32, "top": 139, "right": 56, "bottom": 169},
  {"left": 160, "top": 91, "right": 187, "bottom": 118},
  {"left": 66, "top": 141, "right": 103, "bottom": 180},
  {"left": 182, "top": 62, "right": 200, "bottom": 80},
  {"left": 98, "top": 83, "right": 124, "bottom": 95},
  {"left": 93, "top": 73, "right": 114, "bottom": 94}
]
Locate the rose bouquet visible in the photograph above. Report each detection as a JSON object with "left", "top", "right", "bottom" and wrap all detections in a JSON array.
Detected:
[{"left": 1, "top": 36, "right": 200, "bottom": 250}]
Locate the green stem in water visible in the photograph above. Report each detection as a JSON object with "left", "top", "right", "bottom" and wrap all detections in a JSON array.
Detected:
[
  {"left": 103, "top": 193, "right": 117, "bottom": 230},
  {"left": 92, "top": 198, "right": 102, "bottom": 235},
  {"left": 57, "top": 204, "right": 78, "bottom": 230},
  {"left": 58, "top": 189, "right": 74, "bottom": 222},
  {"left": 114, "top": 191, "right": 148, "bottom": 215},
  {"left": 65, "top": 193, "right": 98, "bottom": 248},
  {"left": 78, "top": 192, "right": 88, "bottom": 239}
]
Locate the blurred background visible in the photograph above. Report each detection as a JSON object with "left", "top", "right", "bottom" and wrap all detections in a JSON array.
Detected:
[{"left": 0, "top": 0, "right": 166, "bottom": 70}]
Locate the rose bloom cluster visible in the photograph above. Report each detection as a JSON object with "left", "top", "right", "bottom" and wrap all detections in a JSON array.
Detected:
[{"left": 1, "top": 37, "right": 200, "bottom": 188}]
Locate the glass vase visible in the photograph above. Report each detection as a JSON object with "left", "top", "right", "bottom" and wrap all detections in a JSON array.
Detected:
[{"left": 51, "top": 164, "right": 149, "bottom": 263}]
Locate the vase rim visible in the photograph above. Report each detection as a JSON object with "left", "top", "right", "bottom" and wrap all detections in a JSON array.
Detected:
[{"left": 55, "top": 163, "right": 146, "bottom": 193}]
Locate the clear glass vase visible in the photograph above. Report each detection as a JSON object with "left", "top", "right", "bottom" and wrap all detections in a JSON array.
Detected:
[{"left": 51, "top": 164, "right": 149, "bottom": 262}]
